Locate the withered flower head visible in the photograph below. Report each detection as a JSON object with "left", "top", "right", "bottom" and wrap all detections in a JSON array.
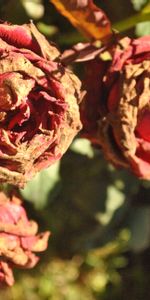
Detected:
[
  {"left": 0, "top": 192, "right": 50, "bottom": 286},
  {"left": 81, "top": 36, "right": 150, "bottom": 179},
  {"left": 0, "top": 22, "right": 82, "bottom": 186}
]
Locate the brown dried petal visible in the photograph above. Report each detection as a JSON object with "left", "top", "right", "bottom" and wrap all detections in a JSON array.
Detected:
[{"left": 50, "top": 0, "right": 112, "bottom": 41}]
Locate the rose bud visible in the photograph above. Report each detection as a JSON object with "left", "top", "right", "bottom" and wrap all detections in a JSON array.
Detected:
[
  {"left": 0, "top": 192, "right": 50, "bottom": 286},
  {"left": 0, "top": 22, "right": 82, "bottom": 186},
  {"left": 81, "top": 36, "right": 150, "bottom": 179}
]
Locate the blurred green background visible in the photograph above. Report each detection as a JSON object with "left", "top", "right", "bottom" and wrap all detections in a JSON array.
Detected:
[{"left": 0, "top": 0, "right": 150, "bottom": 299}]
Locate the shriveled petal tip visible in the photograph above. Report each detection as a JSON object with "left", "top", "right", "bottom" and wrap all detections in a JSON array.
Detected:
[
  {"left": 21, "top": 231, "right": 50, "bottom": 252},
  {"left": 0, "top": 262, "right": 14, "bottom": 287},
  {"left": 0, "top": 22, "right": 60, "bottom": 60},
  {"left": 0, "top": 193, "right": 50, "bottom": 286},
  {"left": 0, "top": 23, "right": 36, "bottom": 50},
  {"left": 27, "top": 22, "right": 60, "bottom": 60}
]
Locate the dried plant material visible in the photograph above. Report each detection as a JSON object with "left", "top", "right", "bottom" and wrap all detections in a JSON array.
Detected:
[
  {"left": 0, "top": 192, "right": 50, "bottom": 286},
  {"left": 50, "top": 0, "right": 112, "bottom": 41},
  {"left": 81, "top": 36, "right": 150, "bottom": 179},
  {"left": 0, "top": 22, "right": 82, "bottom": 187}
]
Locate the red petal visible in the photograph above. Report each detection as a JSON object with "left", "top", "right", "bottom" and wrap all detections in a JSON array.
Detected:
[
  {"left": 130, "top": 155, "right": 150, "bottom": 179},
  {"left": 136, "top": 110, "right": 150, "bottom": 142},
  {"left": 107, "top": 81, "right": 120, "bottom": 111},
  {"left": 133, "top": 36, "right": 150, "bottom": 55},
  {"left": 129, "top": 138, "right": 150, "bottom": 178},
  {"left": 0, "top": 24, "right": 40, "bottom": 53}
]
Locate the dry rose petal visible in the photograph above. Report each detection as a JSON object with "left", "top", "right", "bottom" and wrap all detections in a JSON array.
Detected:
[
  {"left": 0, "top": 192, "right": 50, "bottom": 286},
  {"left": 0, "top": 22, "right": 82, "bottom": 187},
  {"left": 50, "top": 0, "right": 111, "bottom": 41},
  {"left": 81, "top": 36, "right": 150, "bottom": 179}
]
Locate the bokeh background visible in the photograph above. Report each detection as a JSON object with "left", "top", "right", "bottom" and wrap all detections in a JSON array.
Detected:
[{"left": 0, "top": 0, "right": 150, "bottom": 299}]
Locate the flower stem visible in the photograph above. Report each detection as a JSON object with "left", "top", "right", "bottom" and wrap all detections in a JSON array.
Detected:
[{"left": 113, "top": 12, "right": 150, "bottom": 32}]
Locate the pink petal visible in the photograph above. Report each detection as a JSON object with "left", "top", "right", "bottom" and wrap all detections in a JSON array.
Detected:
[{"left": 0, "top": 24, "right": 40, "bottom": 53}]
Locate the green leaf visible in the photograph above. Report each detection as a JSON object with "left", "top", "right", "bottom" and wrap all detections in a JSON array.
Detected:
[
  {"left": 37, "top": 22, "right": 58, "bottom": 36},
  {"left": 136, "top": 21, "right": 150, "bottom": 35},
  {"left": 22, "top": 0, "right": 44, "bottom": 19},
  {"left": 128, "top": 207, "right": 150, "bottom": 252},
  {"left": 131, "top": 0, "right": 148, "bottom": 11},
  {"left": 96, "top": 185, "right": 125, "bottom": 225},
  {"left": 20, "top": 161, "right": 60, "bottom": 209},
  {"left": 71, "top": 138, "right": 94, "bottom": 158}
]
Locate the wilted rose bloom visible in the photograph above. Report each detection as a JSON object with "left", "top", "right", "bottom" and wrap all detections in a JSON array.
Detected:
[
  {"left": 0, "top": 192, "right": 50, "bottom": 286},
  {"left": 0, "top": 22, "right": 82, "bottom": 186},
  {"left": 81, "top": 36, "right": 150, "bottom": 179}
]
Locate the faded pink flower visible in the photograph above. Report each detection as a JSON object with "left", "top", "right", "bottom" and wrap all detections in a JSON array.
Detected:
[
  {"left": 0, "top": 22, "right": 82, "bottom": 186},
  {"left": 0, "top": 192, "right": 50, "bottom": 286}
]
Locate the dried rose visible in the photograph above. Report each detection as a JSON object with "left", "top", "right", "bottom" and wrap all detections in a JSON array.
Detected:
[
  {"left": 81, "top": 36, "right": 150, "bottom": 179},
  {"left": 0, "top": 22, "right": 82, "bottom": 187},
  {"left": 0, "top": 192, "right": 50, "bottom": 286}
]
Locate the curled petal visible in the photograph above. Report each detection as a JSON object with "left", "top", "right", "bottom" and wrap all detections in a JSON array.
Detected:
[
  {"left": 81, "top": 35, "right": 150, "bottom": 179},
  {"left": 0, "top": 193, "right": 50, "bottom": 286},
  {"left": 0, "top": 22, "right": 82, "bottom": 186}
]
